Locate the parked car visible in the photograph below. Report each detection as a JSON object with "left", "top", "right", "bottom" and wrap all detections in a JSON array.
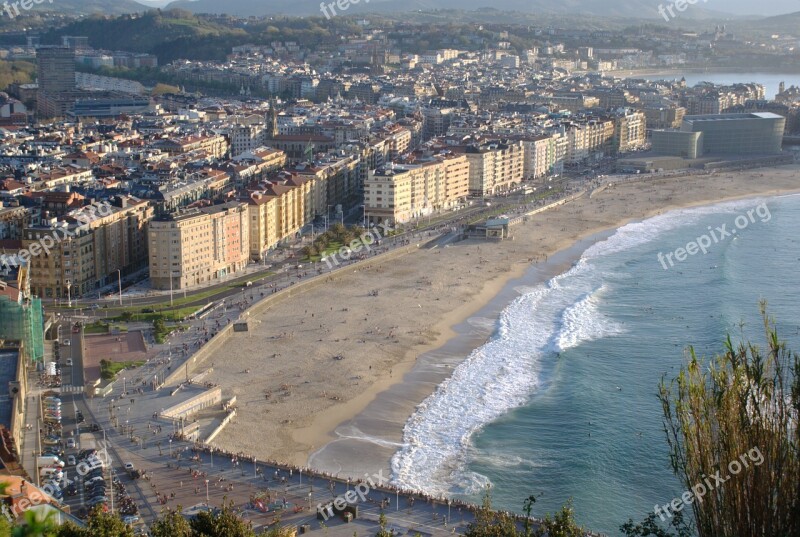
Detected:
[
  {"left": 66, "top": 438, "right": 76, "bottom": 449},
  {"left": 66, "top": 358, "right": 73, "bottom": 367},
  {"left": 78, "top": 449, "right": 97, "bottom": 460},
  {"left": 61, "top": 339, "right": 71, "bottom": 346},
  {"left": 122, "top": 515, "right": 140, "bottom": 525},
  {"left": 67, "top": 455, "right": 76, "bottom": 466}
]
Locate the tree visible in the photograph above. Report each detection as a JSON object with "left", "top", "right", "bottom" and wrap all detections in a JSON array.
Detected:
[
  {"left": 620, "top": 511, "right": 693, "bottom": 537},
  {"left": 11, "top": 510, "right": 58, "bottom": 537},
  {"left": 189, "top": 501, "right": 256, "bottom": 537},
  {"left": 533, "top": 499, "right": 584, "bottom": 537},
  {"left": 462, "top": 489, "right": 519, "bottom": 537},
  {"left": 80, "top": 508, "right": 135, "bottom": 537},
  {"left": 150, "top": 508, "right": 191, "bottom": 537},
  {"left": 375, "top": 513, "right": 391, "bottom": 537},
  {"left": 658, "top": 306, "right": 800, "bottom": 536}
]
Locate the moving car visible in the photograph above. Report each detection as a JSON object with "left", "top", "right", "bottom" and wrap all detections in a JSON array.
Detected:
[
  {"left": 66, "top": 438, "right": 76, "bottom": 449},
  {"left": 67, "top": 455, "right": 76, "bottom": 466},
  {"left": 66, "top": 358, "right": 73, "bottom": 367}
]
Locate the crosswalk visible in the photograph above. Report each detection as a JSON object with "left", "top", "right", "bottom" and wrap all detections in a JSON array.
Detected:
[{"left": 61, "top": 385, "right": 84, "bottom": 393}]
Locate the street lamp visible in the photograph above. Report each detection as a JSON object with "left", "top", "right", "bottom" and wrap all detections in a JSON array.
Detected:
[
  {"left": 65, "top": 279, "right": 72, "bottom": 308},
  {"left": 205, "top": 479, "right": 210, "bottom": 505},
  {"left": 115, "top": 269, "right": 122, "bottom": 306},
  {"left": 169, "top": 438, "right": 172, "bottom": 457}
]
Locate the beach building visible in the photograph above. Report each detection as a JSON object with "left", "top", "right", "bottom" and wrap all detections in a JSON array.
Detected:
[
  {"left": 680, "top": 112, "right": 785, "bottom": 155},
  {"left": 451, "top": 141, "right": 525, "bottom": 197},
  {"left": 148, "top": 201, "right": 249, "bottom": 290},
  {"left": 364, "top": 154, "right": 470, "bottom": 225}
]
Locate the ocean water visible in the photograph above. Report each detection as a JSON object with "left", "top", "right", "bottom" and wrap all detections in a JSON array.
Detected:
[
  {"left": 635, "top": 72, "right": 798, "bottom": 100},
  {"left": 390, "top": 193, "right": 800, "bottom": 535}
]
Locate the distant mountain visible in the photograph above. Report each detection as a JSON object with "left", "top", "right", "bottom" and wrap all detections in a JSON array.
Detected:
[{"left": 162, "top": 0, "right": 743, "bottom": 19}]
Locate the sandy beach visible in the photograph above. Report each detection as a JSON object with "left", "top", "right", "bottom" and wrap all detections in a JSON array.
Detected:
[{"left": 207, "top": 165, "right": 800, "bottom": 471}]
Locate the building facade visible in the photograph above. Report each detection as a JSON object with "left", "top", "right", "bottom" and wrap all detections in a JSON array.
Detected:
[{"left": 148, "top": 202, "right": 249, "bottom": 290}]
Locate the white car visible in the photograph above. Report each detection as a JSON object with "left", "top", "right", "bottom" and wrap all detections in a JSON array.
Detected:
[
  {"left": 61, "top": 339, "right": 71, "bottom": 346},
  {"left": 67, "top": 455, "right": 76, "bottom": 466},
  {"left": 66, "top": 438, "right": 76, "bottom": 449}
]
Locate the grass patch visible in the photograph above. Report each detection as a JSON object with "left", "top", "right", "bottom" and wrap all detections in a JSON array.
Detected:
[
  {"left": 100, "top": 359, "right": 145, "bottom": 381},
  {"left": 83, "top": 322, "right": 108, "bottom": 335},
  {"left": 303, "top": 241, "right": 344, "bottom": 262}
]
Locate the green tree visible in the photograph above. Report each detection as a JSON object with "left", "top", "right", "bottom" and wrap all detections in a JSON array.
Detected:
[
  {"left": 463, "top": 489, "right": 519, "bottom": 537},
  {"left": 375, "top": 513, "right": 391, "bottom": 537},
  {"left": 11, "top": 509, "right": 58, "bottom": 537},
  {"left": 81, "top": 508, "right": 135, "bottom": 537},
  {"left": 620, "top": 511, "right": 693, "bottom": 537},
  {"left": 533, "top": 499, "right": 584, "bottom": 537},
  {"left": 189, "top": 501, "right": 255, "bottom": 537},
  {"left": 658, "top": 306, "right": 800, "bottom": 536},
  {"left": 150, "top": 508, "right": 192, "bottom": 537}
]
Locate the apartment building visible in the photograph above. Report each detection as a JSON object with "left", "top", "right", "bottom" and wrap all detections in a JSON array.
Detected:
[
  {"left": 613, "top": 110, "right": 647, "bottom": 153},
  {"left": 247, "top": 183, "right": 305, "bottom": 261},
  {"left": 148, "top": 202, "right": 249, "bottom": 290},
  {"left": 24, "top": 223, "right": 94, "bottom": 299},
  {"left": 158, "top": 134, "right": 229, "bottom": 159},
  {"left": 24, "top": 197, "right": 153, "bottom": 298},
  {"left": 521, "top": 135, "right": 554, "bottom": 180},
  {"left": 564, "top": 120, "right": 614, "bottom": 164},
  {"left": 364, "top": 154, "right": 470, "bottom": 225},
  {"left": 453, "top": 141, "right": 525, "bottom": 197},
  {"left": 228, "top": 124, "right": 266, "bottom": 157},
  {"left": 78, "top": 197, "right": 154, "bottom": 287}
]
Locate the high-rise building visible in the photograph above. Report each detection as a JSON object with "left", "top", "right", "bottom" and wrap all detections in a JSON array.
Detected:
[
  {"left": 36, "top": 47, "right": 76, "bottom": 118},
  {"left": 36, "top": 47, "right": 75, "bottom": 94}
]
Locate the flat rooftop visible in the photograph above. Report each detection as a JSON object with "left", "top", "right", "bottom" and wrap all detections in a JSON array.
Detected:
[{"left": 685, "top": 112, "right": 784, "bottom": 121}]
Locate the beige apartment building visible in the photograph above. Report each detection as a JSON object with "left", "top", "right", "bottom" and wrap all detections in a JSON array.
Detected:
[
  {"left": 24, "top": 196, "right": 153, "bottom": 299},
  {"left": 613, "top": 110, "right": 647, "bottom": 153},
  {"left": 453, "top": 141, "right": 525, "bottom": 197},
  {"left": 565, "top": 120, "right": 615, "bottom": 164},
  {"left": 247, "top": 183, "right": 305, "bottom": 262},
  {"left": 364, "top": 154, "right": 470, "bottom": 225},
  {"left": 148, "top": 201, "right": 249, "bottom": 290}
]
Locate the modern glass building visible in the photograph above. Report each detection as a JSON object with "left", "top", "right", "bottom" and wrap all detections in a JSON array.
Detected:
[{"left": 680, "top": 112, "right": 785, "bottom": 155}]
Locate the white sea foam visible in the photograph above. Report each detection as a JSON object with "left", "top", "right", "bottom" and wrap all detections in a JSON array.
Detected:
[{"left": 390, "top": 199, "right": 773, "bottom": 495}]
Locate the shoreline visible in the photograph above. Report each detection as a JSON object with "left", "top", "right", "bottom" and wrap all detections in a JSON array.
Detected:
[{"left": 208, "top": 165, "right": 800, "bottom": 478}]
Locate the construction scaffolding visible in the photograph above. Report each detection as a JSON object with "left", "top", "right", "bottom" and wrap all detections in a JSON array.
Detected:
[{"left": 0, "top": 296, "right": 44, "bottom": 362}]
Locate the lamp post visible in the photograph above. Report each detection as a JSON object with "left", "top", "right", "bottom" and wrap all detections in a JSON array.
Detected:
[
  {"left": 205, "top": 479, "right": 210, "bottom": 506},
  {"left": 65, "top": 279, "right": 72, "bottom": 308},
  {"left": 169, "top": 438, "right": 172, "bottom": 457},
  {"left": 115, "top": 269, "right": 122, "bottom": 306}
]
